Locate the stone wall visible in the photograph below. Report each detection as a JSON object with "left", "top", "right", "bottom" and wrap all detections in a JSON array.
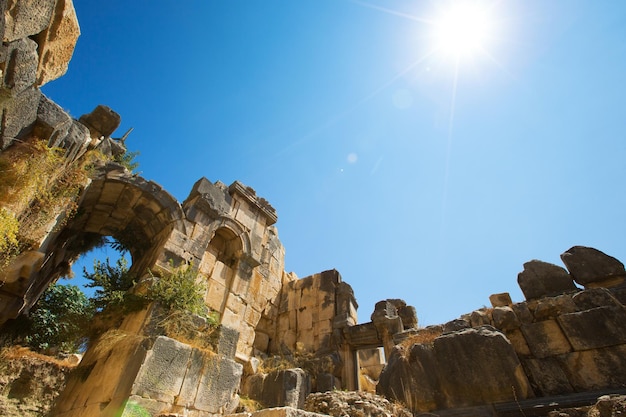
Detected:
[
  {"left": 51, "top": 306, "right": 244, "bottom": 417},
  {"left": 255, "top": 270, "right": 357, "bottom": 356},
  {"left": 377, "top": 246, "right": 626, "bottom": 414}
]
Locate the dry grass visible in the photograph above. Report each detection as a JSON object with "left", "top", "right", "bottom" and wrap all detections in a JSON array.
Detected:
[
  {"left": 397, "top": 326, "right": 443, "bottom": 355},
  {"left": 237, "top": 395, "right": 264, "bottom": 413},
  {"left": 0, "top": 138, "right": 106, "bottom": 268},
  {"left": 156, "top": 310, "right": 219, "bottom": 353},
  {"left": 0, "top": 346, "right": 79, "bottom": 368}
]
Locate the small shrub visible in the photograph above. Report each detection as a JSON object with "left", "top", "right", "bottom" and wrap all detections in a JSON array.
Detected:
[
  {"left": 114, "top": 149, "right": 140, "bottom": 172},
  {"left": 147, "top": 264, "right": 207, "bottom": 315},
  {"left": 148, "top": 264, "right": 220, "bottom": 350},
  {"left": 84, "top": 257, "right": 143, "bottom": 313}
]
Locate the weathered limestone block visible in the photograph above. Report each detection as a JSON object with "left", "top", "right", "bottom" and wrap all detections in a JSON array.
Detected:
[
  {"left": 316, "top": 372, "right": 340, "bottom": 392},
  {"left": 33, "top": 0, "right": 80, "bottom": 86},
  {"left": 3, "top": 0, "right": 55, "bottom": 42},
  {"left": 0, "top": 37, "right": 38, "bottom": 97},
  {"left": 250, "top": 369, "right": 311, "bottom": 409},
  {"left": 561, "top": 246, "right": 626, "bottom": 288},
  {"left": 442, "top": 318, "right": 470, "bottom": 333},
  {"left": 521, "top": 320, "right": 572, "bottom": 359},
  {"left": 218, "top": 325, "right": 240, "bottom": 358},
  {"left": 254, "top": 330, "right": 270, "bottom": 351},
  {"left": 433, "top": 326, "right": 533, "bottom": 409},
  {"left": 190, "top": 352, "right": 242, "bottom": 414},
  {"left": 521, "top": 357, "right": 574, "bottom": 396},
  {"left": 533, "top": 295, "right": 577, "bottom": 321},
  {"left": 78, "top": 104, "right": 121, "bottom": 139},
  {"left": 0, "top": 86, "right": 40, "bottom": 149},
  {"left": 469, "top": 309, "right": 491, "bottom": 327},
  {"left": 131, "top": 336, "right": 191, "bottom": 403},
  {"left": 492, "top": 306, "right": 520, "bottom": 331},
  {"left": 571, "top": 287, "right": 624, "bottom": 311},
  {"left": 33, "top": 94, "right": 72, "bottom": 146},
  {"left": 518, "top": 260, "right": 577, "bottom": 300},
  {"left": 128, "top": 336, "right": 242, "bottom": 415},
  {"left": 490, "top": 292, "right": 513, "bottom": 307},
  {"left": 377, "top": 344, "right": 441, "bottom": 412},
  {"left": 504, "top": 328, "right": 531, "bottom": 357},
  {"left": 558, "top": 306, "right": 626, "bottom": 350},
  {"left": 59, "top": 120, "right": 90, "bottom": 160},
  {"left": 559, "top": 345, "right": 626, "bottom": 392},
  {"left": 380, "top": 326, "right": 533, "bottom": 412},
  {"left": 512, "top": 302, "right": 534, "bottom": 324}
]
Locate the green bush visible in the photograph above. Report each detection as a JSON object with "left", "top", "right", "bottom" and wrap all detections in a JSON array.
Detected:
[{"left": 26, "top": 283, "right": 94, "bottom": 353}]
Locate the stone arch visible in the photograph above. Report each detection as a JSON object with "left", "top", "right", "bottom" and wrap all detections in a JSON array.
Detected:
[
  {"left": 200, "top": 217, "right": 259, "bottom": 315},
  {"left": 205, "top": 217, "right": 255, "bottom": 266},
  {"left": 3, "top": 163, "right": 186, "bottom": 321}
]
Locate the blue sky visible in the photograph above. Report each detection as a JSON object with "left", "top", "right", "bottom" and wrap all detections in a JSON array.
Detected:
[{"left": 49, "top": 1, "right": 626, "bottom": 325}]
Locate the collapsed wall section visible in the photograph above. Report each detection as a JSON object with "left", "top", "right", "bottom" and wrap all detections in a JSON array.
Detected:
[{"left": 377, "top": 246, "right": 626, "bottom": 414}]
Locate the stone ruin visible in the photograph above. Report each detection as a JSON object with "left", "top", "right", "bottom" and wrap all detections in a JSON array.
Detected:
[{"left": 1, "top": 2, "right": 626, "bottom": 416}]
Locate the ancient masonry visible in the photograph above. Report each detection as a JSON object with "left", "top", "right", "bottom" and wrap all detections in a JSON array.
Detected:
[{"left": 1, "top": 2, "right": 626, "bottom": 417}]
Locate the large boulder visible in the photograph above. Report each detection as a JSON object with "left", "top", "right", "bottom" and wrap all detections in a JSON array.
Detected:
[
  {"left": 33, "top": 0, "right": 80, "bottom": 86},
  {"left": 560, "top": 246, "right": 626, "bottom": 288},
  {"left": 377, "top": 326, "right": 533, "bottom": 412},
  {"left": 518, "top": 260, "right": 577, "bottom": 300},
  {"left": 78, "top": 104, "right": 121, "bottom": 139}
]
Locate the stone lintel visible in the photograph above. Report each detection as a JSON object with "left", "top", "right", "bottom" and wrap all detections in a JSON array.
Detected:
[
  {"left": 229, "top": 181, "right": 277, "bottom": 226},
  {"left": 343, "top": 322, "right": 381, "bottom": 349}
]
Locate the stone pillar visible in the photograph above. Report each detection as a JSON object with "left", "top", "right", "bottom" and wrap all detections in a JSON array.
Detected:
[{"left": 371, "top": 300, "right": 403, "bottom": 361}]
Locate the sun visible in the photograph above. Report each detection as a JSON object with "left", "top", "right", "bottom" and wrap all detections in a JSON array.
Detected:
[{"left": 431, "top": 2, "right": 495, "bottom": 61}]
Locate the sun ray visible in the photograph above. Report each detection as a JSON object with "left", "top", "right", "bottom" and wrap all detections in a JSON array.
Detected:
[
  {"left": 349, "top": 0, "right": 433, "bottom": 24},
  {"left": 273, "top": 51, "right": 436, "bottom": 158}
]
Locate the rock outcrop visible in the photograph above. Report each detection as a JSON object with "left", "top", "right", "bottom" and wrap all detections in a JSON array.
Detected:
[{"left": 377, "top": 246, "right": 626, "bottom": 414}]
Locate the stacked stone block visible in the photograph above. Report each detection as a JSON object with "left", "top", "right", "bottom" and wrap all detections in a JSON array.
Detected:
[
  {"left": 378, "top": 246, "right": 626, "bottom": 414},
  {"left": 257, "top": 269, "right": 357, "bottom": 356}
]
